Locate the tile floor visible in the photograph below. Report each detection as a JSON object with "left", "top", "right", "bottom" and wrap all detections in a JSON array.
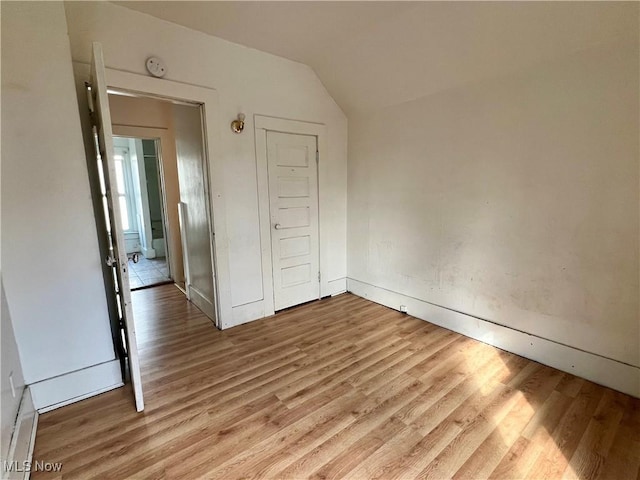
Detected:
[{"left": 127, "top": 255, "right": 171, "bottom": 289}]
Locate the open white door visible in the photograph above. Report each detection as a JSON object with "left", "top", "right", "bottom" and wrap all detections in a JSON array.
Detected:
[{"left": 87, "top": 42, "right": 144, "bottom": 412}]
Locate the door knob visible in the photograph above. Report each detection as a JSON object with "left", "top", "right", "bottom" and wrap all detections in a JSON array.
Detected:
[{"left": 274, "top": 223, "right": 282, "bottom": 230}]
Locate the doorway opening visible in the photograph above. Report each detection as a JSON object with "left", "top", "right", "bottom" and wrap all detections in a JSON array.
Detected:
[
  {"left": 100, "top": 91, "right": 218, "bottom": 409},
  {"left": 107, "top": 92, "right": 217, "bottom": 323},
  {"left": 112, "top": 136, "right": 173, "bottom": 290},
  {"left": 82, "top": 43, "right": 225, "bottom": 410}
]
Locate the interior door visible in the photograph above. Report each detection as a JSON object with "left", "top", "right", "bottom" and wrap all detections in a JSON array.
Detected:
[
  {"left": 87, "top": 42, "right": 144, "bottom": 412},
  {"left": 267, "top": 131, "right": 320, "bottom": 310}
]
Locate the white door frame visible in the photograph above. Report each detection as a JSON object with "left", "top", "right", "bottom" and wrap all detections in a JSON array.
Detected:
[
  {"left": 104, "top": 68, "right": 232, "bottom": 327},
  {"left": 254, "top": 115, "right": 329, "bottom": 315}
]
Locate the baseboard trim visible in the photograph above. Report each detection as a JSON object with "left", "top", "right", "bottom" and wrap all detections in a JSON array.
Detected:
[
  {"left": 29, "top": 360, "right": 123, "bottom": 413},
  {"left": 347, "top": 278, "right": 640, "bottom": 398},
  {"left": 4, "top": 387, "right": 38, "bottom": 480},
  {"left": 140, "top": 246, "right": 156, "bottom": 259},
  {"left": 327, "top": 277, "right": 347, "bottom": 296},
  {"left": 188, "top": 285, "right": 216, "bottom": 322},
  {"left": 227, "top": 300, "right": 268, "bottom": 329}
]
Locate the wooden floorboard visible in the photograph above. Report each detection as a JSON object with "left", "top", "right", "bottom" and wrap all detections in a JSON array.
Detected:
[{"left": 31, "top": 285, "right": 640, "bottom": 479}]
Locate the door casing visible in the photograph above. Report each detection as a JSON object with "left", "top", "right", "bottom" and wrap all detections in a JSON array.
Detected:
[
  {"left": 254, "top": 115, "right": 330, "bottom": 316},
  {"left": 98, "top": 69, "right": 230, "bottom": 328}
]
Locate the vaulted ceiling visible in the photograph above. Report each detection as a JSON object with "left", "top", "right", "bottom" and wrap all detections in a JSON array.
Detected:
[{"left": 114, "top": 1, "right": 638, "bottom": 114}]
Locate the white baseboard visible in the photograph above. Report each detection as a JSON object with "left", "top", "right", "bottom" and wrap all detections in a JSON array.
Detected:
[
  {"left": 140, "top": 245, "right": 156, "bottom": 259},
  {"left": 151, "top": 239, "right": 165, "bottom": 257},
  {"left": 220, "top": 277, "right": 347, "bottom": 330},
  {"left": 188, "top": 285, "right": 216, "bottom": 323},
  {"left": 4, "top": 387, "right": 38, "bottom": 480},
  {"left": 327, "top": 277, "right": 347, "bottom": 297},
  {"left": 226, "top": 300, "right": 268, "bottom": 329},
  {"left": 347, "top": 278, "right": 640, "bottom": 398},
  {"left": 29, "top": 360, "right": 123, "bottom": 413},
  {"left": 226, "top": 277, "right": 348, "bottom": 330}
]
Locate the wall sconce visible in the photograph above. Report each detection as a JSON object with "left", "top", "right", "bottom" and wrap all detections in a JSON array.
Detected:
[{"left": 231, "top": 113, "right": 245, "bottom": 134}]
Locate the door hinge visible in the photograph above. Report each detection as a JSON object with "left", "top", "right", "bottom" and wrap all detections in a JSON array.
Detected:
[
  {"left": 318, "top": 271, "right": 321, "bottom": 282},
  {"left": 85, "top": 82, "right": 98, "bottom": 126},
  {"left": 316, "top": 150, "right": 319, "bottom": 163}
]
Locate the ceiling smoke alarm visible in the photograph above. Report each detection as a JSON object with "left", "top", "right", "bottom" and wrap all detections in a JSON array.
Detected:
[{"left": 146, "top": 57, "right": 167, "bottom": 78}]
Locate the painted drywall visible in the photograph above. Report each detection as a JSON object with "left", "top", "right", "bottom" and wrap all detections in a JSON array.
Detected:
[
  {"left": 64, "top": 0, "right": 348, "bottom": 316},
  {"left": 113, "top": 2, "right": 638, "bottom": 115},
  {"left": 1, "top": 1, "right": 116, "bottom": 385},
  {"left": 348, "top": 39, "right": 640, "bottom": 368},
  {"left": 1, "top": 280, "right": 26, "bottom": 462}
]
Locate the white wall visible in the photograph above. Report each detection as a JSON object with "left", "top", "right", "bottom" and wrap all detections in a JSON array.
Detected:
[
  {"left": 64, "top": 1, "right": 348, "bottom": 325},
  {"left": 1, "top": 1, "right": 116, "bottom": 390},
  {"left": 348, "top": 39, "right": 639, "bottom": 373}
]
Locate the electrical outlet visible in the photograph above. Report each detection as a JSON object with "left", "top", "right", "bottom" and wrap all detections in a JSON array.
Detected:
[
  {"left": 9, "top": 372, "right": 16, "bottom": 398},
  {"left": 399, "top": 305, "right": 408, "bottom": 313}
]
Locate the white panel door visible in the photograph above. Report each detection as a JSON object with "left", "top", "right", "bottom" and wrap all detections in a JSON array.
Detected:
[
  {"left": 88, "top": 42, "right": 144, "bottom": 412},
  {"left": 267, "top": 131, "right": 320, "bottom": 310}
]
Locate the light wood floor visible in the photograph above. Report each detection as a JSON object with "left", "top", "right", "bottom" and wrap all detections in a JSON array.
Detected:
[{"left": 32, "top": 285, "right": 639, "bottom": 479}]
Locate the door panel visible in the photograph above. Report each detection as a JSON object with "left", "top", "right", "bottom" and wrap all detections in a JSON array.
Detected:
[
  {"left": 280, "top": 236, "right": 311, "bottom": 259},
  {"left": 88, "top": 42, "right": 144, "bottom": 412},
  {"left": 267, "top": 132, "right": 320, "bottom": 310},
  {"left": 278, "top": 206, "right": 310, "bottom": 228}
]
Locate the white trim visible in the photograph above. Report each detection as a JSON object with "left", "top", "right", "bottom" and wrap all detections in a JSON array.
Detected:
[
  {"left": 189, "top": 285, "right": 215, "bottom": 322},
  {"left": 228, "top": 300, "right": 271, "bottom": 329},
  {"left": 177, "top": 202, "right": 191, "bottom": 301},
  {"left": 254, "top": 127, "right": 274, "bottom": 315},
  {"left": 4, "top": 388, "right": 38, "bottom": 480},
  {"left": 151, "top": 238, "right": 166, "bottom": 257},
  {"left": 140, "top": 245, "right": 157, "bottom": 259},
  {"left": 347, "top": 278, "right": 640, "bottom": 398},
  {"left": 103, "top": 67, "right": 232, "bottom": 329},
  {"left": 29, "top": 360, "right": 123, "bottom": 412},
  {"left": 327, "top": 277, "right": 347, "bottom": 297},
  {"left": 254, "top": 115, "right": 329, "bottom": 319}
]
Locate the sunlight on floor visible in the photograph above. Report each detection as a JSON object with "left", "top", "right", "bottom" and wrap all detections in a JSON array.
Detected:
[{"left": 458, "top": 341, "right": 581, "bottom": 479}]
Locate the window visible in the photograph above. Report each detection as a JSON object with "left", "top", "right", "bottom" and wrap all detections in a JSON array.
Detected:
[{"left": 113, "top": 148, "right": 137, "bottom": 232}]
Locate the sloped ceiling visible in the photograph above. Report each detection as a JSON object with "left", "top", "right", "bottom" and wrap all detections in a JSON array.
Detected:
[{"left": 113, "top": 1, "right": 638, "bottom": 114}]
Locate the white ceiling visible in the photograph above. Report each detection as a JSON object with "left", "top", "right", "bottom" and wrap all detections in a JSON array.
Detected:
[{"left": 113, "top": 1, "right": 638, "bottom": 114}]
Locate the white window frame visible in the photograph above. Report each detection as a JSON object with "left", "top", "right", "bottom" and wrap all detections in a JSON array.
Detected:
[{"left": 113, "top": 145, "right": 138, "bottom": 234}]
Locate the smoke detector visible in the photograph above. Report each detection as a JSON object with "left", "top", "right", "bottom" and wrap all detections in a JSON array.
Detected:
[{"left": 146, "top": 57, "right": 167, "bottom": 78}]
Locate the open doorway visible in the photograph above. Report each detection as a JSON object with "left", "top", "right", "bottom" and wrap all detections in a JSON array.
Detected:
[
  {"left": 107, "top": 92, "right": 217, "bottom": 322},
  {"left": 80, "top": 45, "right": 224, "bottom": 411},
  {"left": 112, "top": 136, "right": 173, "bottom": 289}
]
